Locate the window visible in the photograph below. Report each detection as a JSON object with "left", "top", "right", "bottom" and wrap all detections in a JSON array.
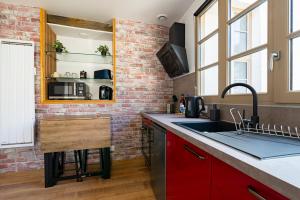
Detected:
[
  {"left": 195, "top": 0, "right": 300, "bottom": 104},
  {"left": 228, "top": 0, "right": 268, "bottom": 94},
  {"left": 289, "top": 0, "right": 300, "bottom": 91},
  {"left": 198, "top": 0, "right": 219, "bottom": 96},
  {"left": 230, "top": 49, "right": 268, "bottom": 94},
  {"left": 231, "top": 61, "right": 248, "bottom": 93},
  {"left": 229, "top": 0, "right": 257, "bottom": 19}
]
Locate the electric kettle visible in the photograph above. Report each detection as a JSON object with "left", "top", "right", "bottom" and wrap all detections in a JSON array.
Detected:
[
  {"left": 99, "top": 85, "right": 113, "bottom": 100},
  {"left": 185, "top": 96, "right": 205, "bottom": 118}
]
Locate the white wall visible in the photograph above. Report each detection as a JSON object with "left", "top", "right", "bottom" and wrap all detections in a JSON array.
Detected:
[
  {"left": 178, "top": 0, "right": 205, "bottom": 74},
  {"left": 56, "top": 35, "right": 113, "bottom": 100}
]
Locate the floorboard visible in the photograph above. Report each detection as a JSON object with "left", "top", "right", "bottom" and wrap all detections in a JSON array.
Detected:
[{"left": 0, "top": 158, "right": 155, "bottom": 200}]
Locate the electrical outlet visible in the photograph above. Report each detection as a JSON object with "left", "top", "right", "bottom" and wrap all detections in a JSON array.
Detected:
[
  {"left": 111, "top": 145, "right": 115, "bottom": 152},
  {"left": 203, "top": 105, "right": 209, "bottom": 113}
]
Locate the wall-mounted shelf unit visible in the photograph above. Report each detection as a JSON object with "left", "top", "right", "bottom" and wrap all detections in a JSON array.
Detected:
[
  {"left": 45, "top": 51, "right": 113, "bottom": 64},
  {"left": 40, "top": 9, "right": 116, "bottom": 104}
]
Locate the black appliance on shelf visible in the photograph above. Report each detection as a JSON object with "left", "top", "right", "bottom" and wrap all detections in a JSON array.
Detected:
[
  {"left": 80, "top": 70, "right": 87, "bottom": 79},
  {"left": 48, "top": 82, "right": 87, "bottom": 100},
  {"left": 99, "top": 85, "right": 113, "bottom": 100},
  {"left": 185, "top": 96, "right": 205, "bottom": 118},
  {"left": 94, "top": 69, "right": 112, "bottom": 79},
  {"left": 156, "top": 22, "right": 189, "bottom": 78}
]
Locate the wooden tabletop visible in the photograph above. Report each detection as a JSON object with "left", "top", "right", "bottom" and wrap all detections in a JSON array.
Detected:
[{"left": 39, "top": 115, "right": 111, "bottom": 153}]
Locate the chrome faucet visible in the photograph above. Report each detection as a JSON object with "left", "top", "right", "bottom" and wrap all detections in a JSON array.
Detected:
[{"left": 221, "top": 83, "right": 259, "bottom": 128}]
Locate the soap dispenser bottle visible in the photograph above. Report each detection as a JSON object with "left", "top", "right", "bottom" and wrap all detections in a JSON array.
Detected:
[{"left": 210, "top": 104, "right": 220, "bottom": 121}]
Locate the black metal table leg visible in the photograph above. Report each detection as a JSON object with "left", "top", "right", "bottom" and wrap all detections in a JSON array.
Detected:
[
  {"left": 100, "top": 147, "right": 111, "bottom": 179},
  {"left": 77, "top": 150, "right": 84, "bottom": 178},
  {"left": 83, "top": 149, "right": 88, "bottom": 173},
  {"left": 53, "top": 152, "right": 60, "bottom": 178},
  {"left": 59, "top": 152, "right": 65, "bottom": 175},
  {"left": 74, "top": 150, "right": 81, "bottom": 182},
  {"left": 44, "top": 153, "right": 56, "bottom": 188}
]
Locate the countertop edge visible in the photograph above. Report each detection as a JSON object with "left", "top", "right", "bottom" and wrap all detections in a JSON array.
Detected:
[{"left": 141, "top": 113, "right": 300, "bottom": 200}]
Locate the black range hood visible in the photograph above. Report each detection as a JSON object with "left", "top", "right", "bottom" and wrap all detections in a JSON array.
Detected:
[{"left": 157, "top": 23, "right": 189, "bottom": 78}]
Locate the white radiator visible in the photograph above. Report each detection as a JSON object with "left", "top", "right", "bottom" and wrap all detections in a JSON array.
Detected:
[{"left": 0, "top": 39, "right": 35, "bottom": 148}]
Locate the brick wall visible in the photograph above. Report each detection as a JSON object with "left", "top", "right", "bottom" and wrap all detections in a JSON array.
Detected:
[{"left": 0, "top": 2, "right": 172, "bottom": 173}]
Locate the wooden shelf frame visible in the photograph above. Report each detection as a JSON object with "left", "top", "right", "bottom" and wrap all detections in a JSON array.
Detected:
[{"left": 40, "top": 9, "right": 117, "bottom": 104}]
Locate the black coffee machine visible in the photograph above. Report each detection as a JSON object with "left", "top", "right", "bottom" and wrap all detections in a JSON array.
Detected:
[
  {"left": 99, "top": 85, "right": 113, "bottom": 100},
  {"left": 185, "top": 96, "right": 205, "bottom": 118}
]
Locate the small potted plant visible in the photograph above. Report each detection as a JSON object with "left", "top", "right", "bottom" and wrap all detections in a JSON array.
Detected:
[
  {"left": 95, "top": 45, "right": 111, "bottom": 56},
  {"left": 52, "top": 40, "right": 68, "bottom": 53}
]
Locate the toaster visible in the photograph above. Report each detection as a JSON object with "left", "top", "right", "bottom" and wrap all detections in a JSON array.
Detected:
[{"left": 94, "top": 69, "right": 112, "bottom": 79}]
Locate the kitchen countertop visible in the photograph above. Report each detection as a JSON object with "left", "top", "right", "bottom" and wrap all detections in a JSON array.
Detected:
[{"left": 142, "top": 113, "right": 300, "bottom": 199}]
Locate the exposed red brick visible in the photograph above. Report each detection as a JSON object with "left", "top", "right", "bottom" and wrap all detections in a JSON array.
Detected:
[{"left": 0, "top": 2, "right": 172, "bottom": 173}]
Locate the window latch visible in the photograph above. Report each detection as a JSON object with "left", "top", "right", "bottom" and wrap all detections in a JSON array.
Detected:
[{"left": 269, "top": 51, "right": 281, "bottom": 72}]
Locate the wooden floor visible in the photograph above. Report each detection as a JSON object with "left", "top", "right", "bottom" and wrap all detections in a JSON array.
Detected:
[{"left": 0, "top": 158, "right": 156, "bottom": 200}]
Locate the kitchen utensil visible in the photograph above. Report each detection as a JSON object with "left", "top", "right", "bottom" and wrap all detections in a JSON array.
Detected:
[
  {"left": 51, "top": 72, "right": 59, "bottom": 78},
  {"left": 72, "top": 73, "right": 78, "bottom": 78},
  {"left": 166, "top": 104, "right": 171, "bottom": 114},
  {"left": 99, "top": 85, "right": 113, "bottom": 100},
  {"left": 210, "top": 104, "right": 220, "bottom": 121},
  {"left": 64, "top": 72, "right": 71, "bottom": 78},
  {"left": 185, "top": 96, "right": 205, "bottom": 118},
  {"left": 80, "top": 70, "right": 87, "bottom": 79}
]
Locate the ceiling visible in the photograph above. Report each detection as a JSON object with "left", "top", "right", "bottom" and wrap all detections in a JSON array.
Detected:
[{"left": 0, "top": 0, "right": 195, "bottom": 26}]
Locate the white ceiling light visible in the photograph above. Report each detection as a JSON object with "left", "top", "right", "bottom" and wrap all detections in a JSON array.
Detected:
[{"left": 157, "top": 14, "right": 168, "bottom": 23}]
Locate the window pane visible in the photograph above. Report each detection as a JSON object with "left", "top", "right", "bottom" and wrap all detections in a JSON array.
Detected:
[
  {"left": 292, "top": 0, "right": 300, "bottom": 32},
  {"left": 231, "top": 62, "right": 248, "bottom": 93},
  {"left": 290, "top": 37, "right": 300, "bottom": 91},
  {"left": 200, "top": 33, "right": 218, "bottom": 67},
  {"left": 230, "top": 2, "right": 267, "bottom": 56},
  {"left": 201, "top": 66, "right": 218, "bottom": 95},
  {"left": 229, "top": 49, "right": 267, "bottom": 94},
  {"left": 230, "top": 0, "right": 257, "bottom": 19},
  {"left": 200, "top": 1, "right": 218, "bottom": 40}
]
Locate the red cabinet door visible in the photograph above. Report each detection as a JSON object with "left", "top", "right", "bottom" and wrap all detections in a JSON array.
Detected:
[
  {"left": 166, "top": 131, "right": 211, "bottom": 200},
  {"left": 211, "top": 157, "right": 288, "bottom": 200}
]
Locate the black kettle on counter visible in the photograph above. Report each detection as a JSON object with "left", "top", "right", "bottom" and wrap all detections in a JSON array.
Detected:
[
  {"left": 185, "top": 96, "right": 205, "bottom": 118},
  {"left": 99, "top": 85, "right": 113, "bottom": 100}
]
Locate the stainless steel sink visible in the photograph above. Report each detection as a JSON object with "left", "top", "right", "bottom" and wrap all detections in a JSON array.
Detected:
[{"left": 173, "top": 121, "right": 300, "bottom": 159}]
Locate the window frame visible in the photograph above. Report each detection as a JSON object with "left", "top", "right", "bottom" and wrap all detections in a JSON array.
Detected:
[
  {"left": 197, "top": 0, "right": 219, "bottom": 97},
  {"left": 273, "top": 0, "right": 300, "bottom": 103},
  {"left": 195, "top": 0, "right": 274, "bottom": 105}
]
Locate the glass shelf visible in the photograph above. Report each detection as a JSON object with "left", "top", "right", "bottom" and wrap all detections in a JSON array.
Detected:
[
  {"left": 46, "top": 51, "right": 113, "bottom": 64},
  {"left": 46, "top": 77, "right": 113, "bottom": 84}
]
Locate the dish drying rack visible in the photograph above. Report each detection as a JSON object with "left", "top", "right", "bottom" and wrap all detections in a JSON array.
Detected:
[{"left": 230, "top": 108, "right": 300, "bottom": 140}]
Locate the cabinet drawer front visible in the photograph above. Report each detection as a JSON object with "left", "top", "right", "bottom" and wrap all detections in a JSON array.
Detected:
[
  {"left": 211, "top": 157, "right": 288, "bottom": 200},
  {"left": 167, "top": 131, "right": 211, "bottom": 200}
]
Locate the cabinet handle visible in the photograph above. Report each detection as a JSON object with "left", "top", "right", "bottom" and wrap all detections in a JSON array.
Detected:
[
  {"left": 183, "top": 144, "right": 205, "bottom": 160},
  {"left": 248, "top": 186, "right": 266, "bottom": 200}
]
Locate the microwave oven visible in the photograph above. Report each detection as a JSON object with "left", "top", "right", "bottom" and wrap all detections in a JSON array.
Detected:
[{"left": 48, "top": 82, "right": 87, "bottom": 100}]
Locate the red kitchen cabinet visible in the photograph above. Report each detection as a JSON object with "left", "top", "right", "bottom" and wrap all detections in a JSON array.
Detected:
[
  {"left": 166, "top": 131, "right": 211, "bottom": 200},
  {"left": 211, "top": 157, "right": 288, "bottom": 200}
]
